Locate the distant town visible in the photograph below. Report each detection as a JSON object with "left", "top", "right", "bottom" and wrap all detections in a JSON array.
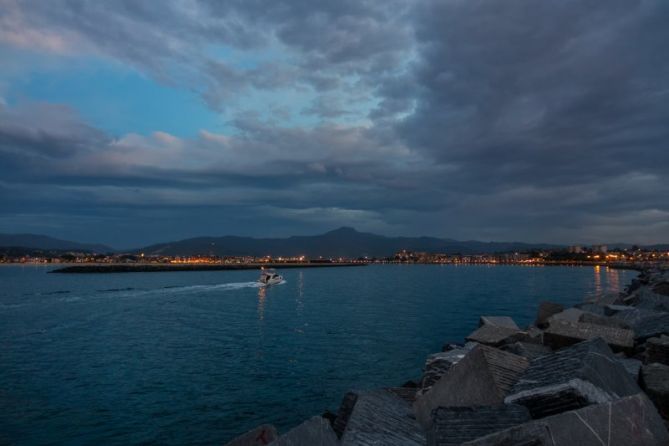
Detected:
[{"left": 2, "top": 244, "right": 668, "bottom": 268}]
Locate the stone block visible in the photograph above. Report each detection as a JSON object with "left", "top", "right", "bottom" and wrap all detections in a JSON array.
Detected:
[
  {"left": 419, "top": 348, "right": 470, "bottom": 392},
  {"left": 616, "top": 356, "right": 642, "bottom": 381},
  {"left": 479, "top": 316, "right": 519, "bottom": 330},
  {"left": 646, "top": 334, "right": 669, "bottom": 365},
  {"left": 414, "top": 345, "right": 529, "bottom": 428},
  {"left": 225, "top": 424, "right": 278, "bottom": 446},
  {"left": 505, "top": 338, "right": 640, "bottom": 419},
  {"left": 500, "top": 341, "right": 551, "bottom": 361},
  {"left": 465, "top": 324, "right": 521, "bottom": 347},
  {"left": 640, "top": 362, "right": 669, "bottom": 419},
  {"left": 574, "top": 302, "right": 608, "bottom": 316},
  {"left": 428, "top": 405, "right": 530, "bottom": 446},
  {"left": 463, "top": 394, "right": 669, "bottom": 446},
  {"left": 341, "top": 389, "right": 425, "bottom": 446},
  {"left": 535, "top": 301, "right": 564, "bottom": 328},
  {"left": 543, "top": 319, "right": 634, "bottom": 352},
  {"left": 269, "top": 416, "right": 338, "bottom": 446},
  {"left": 547, "top": 308, "right": 584, "bottom": 324},
  {"left": 386, "top": 386, "right": 417, "bottom": 404},
  {"left": 578, "top": 311, "right": 631, "bottom": 329}
]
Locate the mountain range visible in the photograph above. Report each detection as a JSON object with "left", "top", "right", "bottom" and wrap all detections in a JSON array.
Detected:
[
  {"left": 136, "top": 227, "right": 561, "bottom": 257},
  {"left": 1, "top": 228, "right": 667, "bottom": 258},
  {"left": 0, "top": 233, "right": 112, "bottom": 253}
]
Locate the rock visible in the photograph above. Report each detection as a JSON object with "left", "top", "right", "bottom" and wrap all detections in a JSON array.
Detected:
[
  {"left": 625, "top": 287, "right": 669, "bottom": 312},
  {"left": 578, "top": 311, "right": 631, "bottom": 329},
  {"left": 543, "top": 319, "right": 634, "bottom": 352},
  {"left": 479, "top": 316, "right": 519, "bottom": 330},
  {"left": 414, "top": 345, "right": 529, "bottom": 428},
  {"left": 574, "top": 302, "right": 608, "bottom": 316},
  {"left": 505, "top": 338, "right": 640, "bottom": 419},
  {"left": 465, "top": 324, "right": 521, "bottom": 347},
  {"left": 225, "top": 424, "right": 278, "bottom": 446},
  {"left": 463, "top": 393, "right": 669, "bottom": 446},
  {"left": 535, "top": 301, "right": 564, "bottom": 328},
  {"left": 322, "top": 410, "right": 337, "bottom": 426},
  {"left": 616, "top": 356, "right": 642, "bottom": 381},
  {"left": 654, "top": 281, "right": 669, "bottom": 296},
  {"left": 386, "top": 386, "right": 417, "bottom": 404},
  {"left": 332, "top": 391, "right": 358, "bottom": 438},
  {"left": 402, "top": 380, "right": 418, "bottom": 388},
  {"left": 427, "top": 405, "right": 531, "bottom": 446},
  {"left": 340, "top": 389, "right": 425, "bottom": 446},
  {"left": 547, "top": 308, "right": 584, "bottom": 324},
  {"left": 420, "top": 348, "right": 470, "bottom": 392},
  {"left": 269, "top": 416, "right": 338, "bottom": 446},
  {"left": 500, "top": 342, "right": 551, "bottom": 361},
  {"left": 640, "top": 363, "right": 669, "bottom": 419},
  {"left": 646, "top": 335, "right": 669, "bottom": 365}
]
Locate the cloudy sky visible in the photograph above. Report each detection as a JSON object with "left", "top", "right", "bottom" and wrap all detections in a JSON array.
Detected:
[{"left": 1, "top": 0, "right": 667, "bottom": 248}]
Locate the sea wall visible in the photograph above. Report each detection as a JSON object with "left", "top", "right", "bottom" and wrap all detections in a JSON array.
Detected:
[{"left": 226, "top": 267, "right": 669, "bottom": 446}]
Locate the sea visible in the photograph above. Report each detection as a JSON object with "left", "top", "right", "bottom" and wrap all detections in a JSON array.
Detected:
[{"left": 0, "top": 264, "right": 635, "bottom": 445}]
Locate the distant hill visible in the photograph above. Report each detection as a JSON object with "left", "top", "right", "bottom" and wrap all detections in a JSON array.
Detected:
[
  {"left": 0, "top": 233, "right": 113, "bottom": 253},
  {"left": 137, "top": 227, "right": 562, "bottom": 258}
]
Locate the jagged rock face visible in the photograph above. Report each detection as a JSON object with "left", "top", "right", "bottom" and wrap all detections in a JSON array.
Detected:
[
  {"left": 414, "top": 345, "right": 529, "bottom": 428},
  {"left": 225, "top": 424, "right": 278, "bottom": 446},
  {"left": 578, "top": 311, "right": 631, "bottom": 329},
  {"left": 465, "top": 324, "right": 522, "bottom": 347},
  {"left": 462, "top": 394, "right": 669, "bottom": 446},
  {"left": 332, "top": 392, "right": 358, "bottom": 438},
  {"left": 646, "top": 335, "right": 669, "bottom": 365},
  {"left": 268, "top": 416, "right": 338, "bottom": 446},
  {"left": 543, "top": 319, "right": 634, "bottom": 352},
  {"left": 640, "top": 363, "right": 669, "bottom": 420},
  {"left": 340, "top": 389, "right": 425, "bottom": 446},
  {"left": 427, "top": 405, "right": 531, "bottom": 446},
  {"left": 505, "top": 338, "right": 640, "bottom": 419}
]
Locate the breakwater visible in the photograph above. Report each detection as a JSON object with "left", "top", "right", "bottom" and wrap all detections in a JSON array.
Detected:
[
  {"left": 49, "top": 262, "right": 366, "bottom": 273},
  {"left": 226, "top": 267, "right": 669, "bottom": 445}
]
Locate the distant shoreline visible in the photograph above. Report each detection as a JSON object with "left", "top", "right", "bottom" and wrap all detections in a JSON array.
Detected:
[{"left": 47, "top": 262, "right": 367, "bottom": 273}]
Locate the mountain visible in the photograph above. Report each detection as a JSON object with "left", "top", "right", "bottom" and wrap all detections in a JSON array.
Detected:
[
  {"left": 0, "top": 233, "right": 113, "bottom": 253},
  {"left": 137, "top": 227, "right": 561, "bottom": 258}
]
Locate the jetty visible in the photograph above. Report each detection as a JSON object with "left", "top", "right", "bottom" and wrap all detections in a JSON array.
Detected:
[
  {"left": 49, "top": 262, "right": 366, "bottom": 274},
  {"left": 226, "top": 267, "right": 669, "bottom": 445}
]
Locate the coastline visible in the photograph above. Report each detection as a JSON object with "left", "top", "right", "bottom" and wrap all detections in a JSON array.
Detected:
[
  {"left": 225, "top": 266, "right": 669, "bottom": 445},
  {"left": 47, "top": 262, "right": 367, "bottom": 273}
]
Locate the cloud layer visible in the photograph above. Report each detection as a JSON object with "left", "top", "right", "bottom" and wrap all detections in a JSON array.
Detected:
[{"left": 1, "top": 0, "right": 668, "bottom": 246}]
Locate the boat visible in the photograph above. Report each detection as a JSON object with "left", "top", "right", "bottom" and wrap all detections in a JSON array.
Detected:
[{"left": 258, "top": 268, "right": 283, "bottom": 286}]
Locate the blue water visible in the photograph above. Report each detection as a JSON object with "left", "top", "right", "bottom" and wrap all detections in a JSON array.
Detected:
[{"left": 0, "top": 264, "right": 634, "bottom": 445}]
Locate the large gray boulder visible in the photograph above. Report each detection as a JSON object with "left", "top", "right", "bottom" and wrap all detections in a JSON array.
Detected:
[
  {"left": 478, "top": 316, "right": 519, "bottom": 330},
  {"left": 340, "top": 389, "right": 425, "bottom": 446},
  {"left": 269, "top": 417, "right": 338, "bottom": 446},
  {"left": 419, "top": 347, "right": 471, "bottom": 393},
  {"left": 463, "top": 393, "right": 669, "bottom": 446},
  {"left": 414, "top": 345, "right": 529, "bottom": 428},
  {"left": 505, "top": 338, "right": 640, "bottom": 419},
  {"left": 546, "top": 308, "right": 584, "bottom": 324},
  {"left": 500, "top": 341, "right": 551, "bottom": 361},
  {"left": 646, "top": 334, "right": 669, "bottom": 366},
  {"left": 225, "top": 424, "right": 278, "bottom": 446},
  {"left": 427, "top": 405, "right": 530, "bottom": 446},
  {"left": 465, "top": 324, "right": 522, "bottom": 347},
  {"left": 640, "top": 362, "right": 669, "bottom": 420},
  {"left": 543, "top": 319, "right": 634, "bottom": 352}
]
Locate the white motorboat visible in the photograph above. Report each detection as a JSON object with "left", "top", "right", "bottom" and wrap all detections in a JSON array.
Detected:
[{"left": 258, "top": 268, "right": 283, "bottom": 286}]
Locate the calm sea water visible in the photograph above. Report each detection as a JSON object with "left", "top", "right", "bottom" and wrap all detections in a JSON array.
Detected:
[{"left": 0, "top": 264, "right": 634, "bottom": 445}]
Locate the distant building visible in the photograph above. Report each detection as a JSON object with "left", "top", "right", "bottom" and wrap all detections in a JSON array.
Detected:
[
  {"left": 568, "top": 246, "right": 583, "bottom": 254},
  {"left": 592, "top": 245, "right": 608, "bottom": 254}
]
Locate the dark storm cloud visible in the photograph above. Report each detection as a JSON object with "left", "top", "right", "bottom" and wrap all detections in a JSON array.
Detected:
[{"left": 1, "top": 0, "right": 668, "bottom": 245}]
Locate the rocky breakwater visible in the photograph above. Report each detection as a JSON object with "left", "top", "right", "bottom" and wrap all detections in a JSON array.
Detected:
[{"left": 225, "top": 267, "right": 669, "bottom": 446}]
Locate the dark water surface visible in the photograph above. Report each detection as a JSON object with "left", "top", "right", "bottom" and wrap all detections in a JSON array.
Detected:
[{"left": 0, "top": 264, "right": 634, "bottom": 444}]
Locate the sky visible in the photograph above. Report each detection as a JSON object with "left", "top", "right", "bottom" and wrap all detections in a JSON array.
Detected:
[{"left": 1, "top": 0, "right": 668, "bottom": 248}]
